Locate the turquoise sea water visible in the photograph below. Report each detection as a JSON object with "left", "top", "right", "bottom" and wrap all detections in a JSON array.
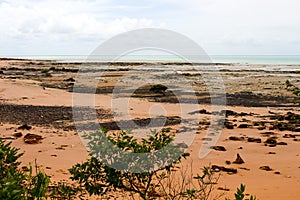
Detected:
[{"left": 7, "top": 55, "right": 300, "bottom": 65}]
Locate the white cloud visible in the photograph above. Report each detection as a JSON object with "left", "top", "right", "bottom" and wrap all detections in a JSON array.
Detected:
[
  {"left": 1, "top": 0, "right": 300, "bottom": 55},
  {"left": 0, "top": 0, "right": 164, "bottom": 55}
]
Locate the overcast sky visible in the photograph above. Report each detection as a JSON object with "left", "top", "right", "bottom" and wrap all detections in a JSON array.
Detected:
[{"left": 1, "top": 0, "right": 300, "bottom": 56}]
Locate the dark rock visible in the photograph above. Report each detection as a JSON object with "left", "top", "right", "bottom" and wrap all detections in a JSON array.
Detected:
[
  {"left": 217, "top": 187, "right": 230, "bottom": 192},
  {"left": 229, "top": 136, "right": 244, "bottom": 141},
  {"left": 239, "top": 167, "right": 250, "bottom": 171},
  {"left": 225, "top": 122, "right": 235, "bottom": 129},
  {"left": 238, "top": 124, "right": 250, "bottom": 128},
  {"left": 13, "top": 132, "right": 23, "bottom": 138},
  {"left": 24, "top": 133, "right": 43, "bottom": 144},
  {"left": 264, "top": 137, "right": 277, "bottom": 145},
  {"left": 199, "top": 109, "right": 208, "bottom": 114},
  {"left": 277, "top": 142, "right": 288, "bottom": 146},
  {"left": 221, "top": 110, "right": 238, "bottom": 117},
  {"left": 64, "top": 77, "right": 75, "bottom": 82},
  {"left": 260, "top": 132, "right": 276, "bottom": 137},
  {"left": 211, "top": 146, "right": 227, "bottom": 152},
  {"left": 274, "top": 171, "right": 281, "bottom": 175},
  {"left": 253, "top": 122, "right": 260, "bottom": 126},
  {"left": 268, "top": 152, "right": 276, "bottom": 154},
  {"left": 212, "top": 165, "right": 237, "bottom": 174},
  {"left": 283, "top": 134, "right": 296, "bottom": 138},
  {"left": 225, "top": 161, "right": 231, "bottom": 165},
  {"left": 259, "top": 166, "right": 273, "bottom": 171},
  {"left": 258, "top": 126, "right": 266, "bottom": 130},
  {"left": 233, "top": 153, "right": 245, "bottom": 164},
  {"left": 247, "top": 137, "right": 262, "bottom": 143},
  {"left": 18, "top": 124, "right": 32, "bottom": 130}
]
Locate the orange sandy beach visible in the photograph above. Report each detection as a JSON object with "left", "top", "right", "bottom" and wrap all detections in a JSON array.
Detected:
[{"left": 0, "top": 59, "right": 300, "bottom": 199}]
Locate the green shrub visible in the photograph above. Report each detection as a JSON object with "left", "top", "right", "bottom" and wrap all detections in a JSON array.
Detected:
[{"left": 69, "top": 128, "right": 190, "bottom": 199}]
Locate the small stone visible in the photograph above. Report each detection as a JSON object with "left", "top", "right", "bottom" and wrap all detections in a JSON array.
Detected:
[
  {"left": 277, "top": 142, "right": 288, "bottom": 146},
  {"left": 217, "top": 187, "right": 230, "bottom": 192},
  {"left": 238, "top": 124, "right": 250, "bottom": 128},
  {"left": 283, "top": 134, "right": 296, "bottom": 138},
  {"left": 260, "top": 132, "right": 276, "bottom": 137},
  {"left": 212, "top": 165, "right": 237, "bottom": 174},
  {"left": 259, "top": 166, "right": 273, "bottom": 171},
  {"left": 239, "top": 167, "right": 250, "bottom": 171},
  {"left": 229, "top": 136, "right": 244, "bottom": 141},
  {"left": 13, "top": 132, "right": 23, "bottom": 138},
  {"left": 18, "top": 124, "right": 32, "bottom": 130},
  {"left": 247, "top": 137, "right": 262, "bottom": 143},
  {"left": 226, "top": 161, "right": 231, "bottom": 165},
  {"left": 24, "top": 133, "right": 43, "bottom": 144},
  {"left": 211, "top": 146, "right": 227, "bottom": 152},
  {"left": 265, "top": 138, "right": 277, "bottom": 145},
  {"left": 233, "top": 153, "right": 245, "bottom": 164},
  {"left": 274, "top": 171, "right": 281, "bottom": 175}
]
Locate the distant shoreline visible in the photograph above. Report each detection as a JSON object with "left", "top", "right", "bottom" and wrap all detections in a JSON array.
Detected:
[
  {"left": 2, "top": 55, "right": 300, "bottom": 65},
  {"left": 1, "top": 57, "right": 300, "bottom": 67}
]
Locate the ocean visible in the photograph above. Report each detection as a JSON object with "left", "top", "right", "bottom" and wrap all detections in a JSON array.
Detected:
[{"left": 8, "top": 55, "right": 300, "bottom": 65}]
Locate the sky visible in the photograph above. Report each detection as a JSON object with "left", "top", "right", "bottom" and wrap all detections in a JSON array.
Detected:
[{"left": 1, "top": 0, "right": 300, "bottom": 56}]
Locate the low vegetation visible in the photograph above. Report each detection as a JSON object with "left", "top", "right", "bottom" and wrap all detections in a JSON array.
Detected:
[{"left": 0, "top": 128, "right": 257, "bottom": 199}]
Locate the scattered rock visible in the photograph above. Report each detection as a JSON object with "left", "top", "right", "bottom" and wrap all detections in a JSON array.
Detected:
[
  {"left": 18, "top": 124, "right": 32, "bottom": 130},
  {"left": 239, "top": 167, "right": 250, "bottom": 171},
  {"left": 212, "top": 165, "right": 238, "bottom": 174},
  {"left": 274, "top": 171, "right": 281, "bottom": 175},
  {"left": 247, "top": 137, "right": 262, "bottom": 143},
  {"left": 233, "top": 153, "right": 245, "bottom": 164},
  {"left": 238, "top": 124, "right": 250, "bottom": 128},
  {"left": 229, "top": 136, "right": 245, "bottom": 141},
  {"left": 283, "top": 134, "right": 296, "bottom": 138},
  {"left": 264, "top": 137, "right": 277, "bottom": 145},
  {"left": 277, "top": 142, "right": 288, "bottom": 146},
  {"left": 225, "top": 122, "right": 235, "bottom": 129},
  {"left": 24, "top": 133, "right": 43, "bottom": 144},
  {"left": 260, "top": 132, "right": 276, "bottom": 137},
  {"left": 211, "top": 146, "right": 227, "bottom": 152},
  {"left": 259, "top": 166, "right": 273, "bottom": 171},
  {"left": 13, "top": 132, "right": 23, "bottom": 138},
  {"left": 218, "top": 187, "right": 230, "bottom": 192},
  {"left": 258, "top": 126, "right": 266, "bottom": 130},
  {"left": 64, "top": 77, "right": 75, "bottom": 82},
  {"left": 268, "top": 152, "right": 276, "bottom": 155}
]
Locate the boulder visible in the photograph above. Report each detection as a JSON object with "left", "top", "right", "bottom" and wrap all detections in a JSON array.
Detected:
[{"left": 233, "top": 153, "right": 245, "bottom": 164}]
